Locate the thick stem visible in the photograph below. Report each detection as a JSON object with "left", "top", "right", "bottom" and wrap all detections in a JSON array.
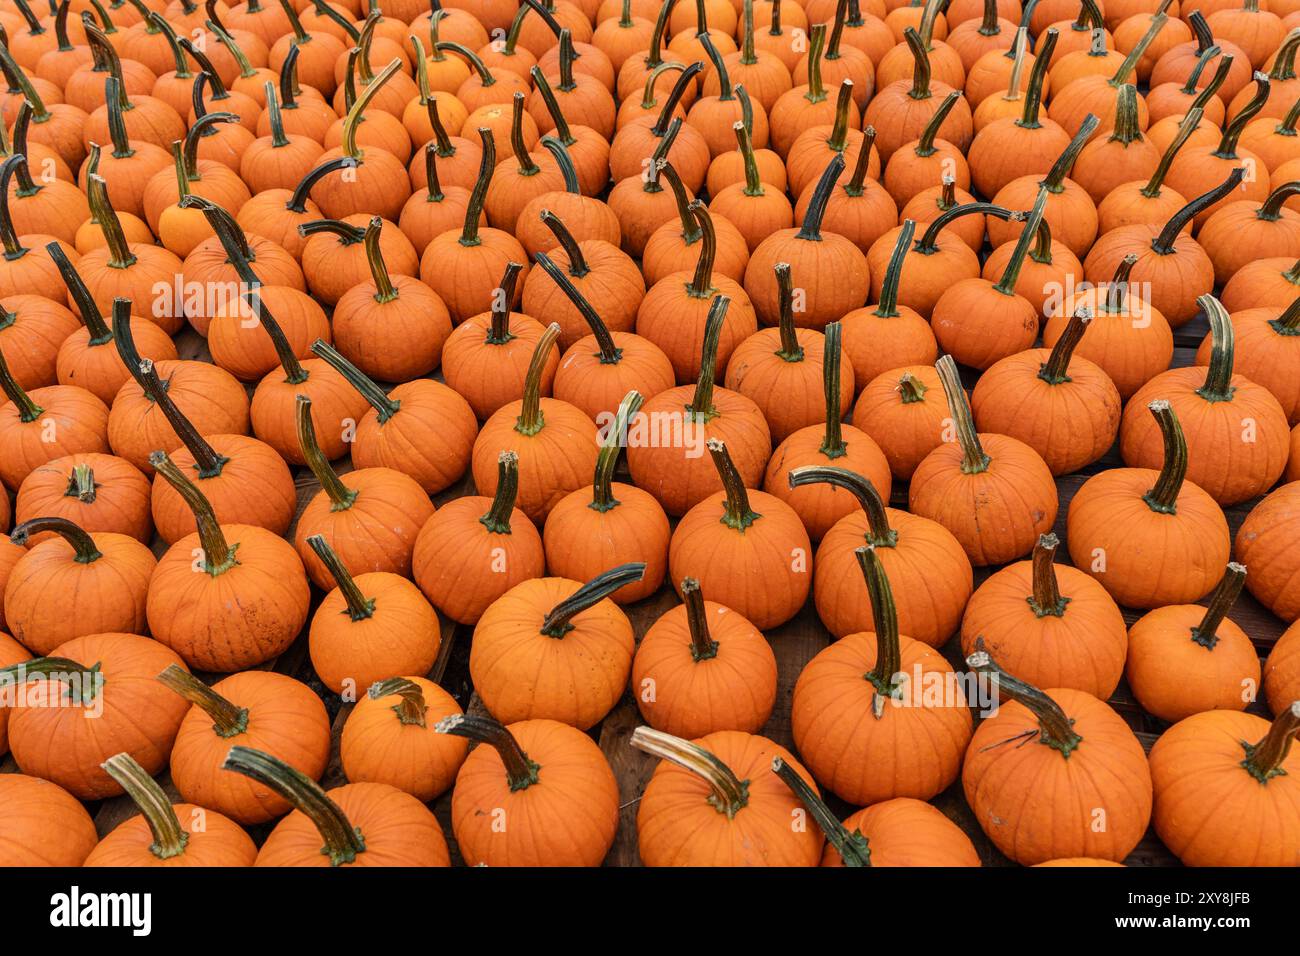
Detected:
[
  {"left": 10, "top": 516, "right": 102, "bottom": 563},
  {"left": 734, "top": 122, "right": 765, "bottom": 197},
  {"left": 515, "top": 322, "right": 561, "bottom": 436},
  {"left": 135, "top": 354, "right": 229, "bottom": 479},
  {"left": 155, "top": 663, "right": 248, "bottom": 737},
  {"left": 687, "top": 295, "right": 729, "bottom": 422},
  {"left": 539, "top": 563, "right": 646, "bottom": 636},
  {"left": 1152, "top": 167, "right": 1244, "bottom": 254},
  {"left": 936, "top": 354, "right": 988, "bottom": 474},
  {"left": 460, "top": 127, "right": 495, "bottom": 246},
  {"left": 1196, "top": 294, "right": 1237, "bottom": 403},
  {"left": 819, "top": 322, "right": 846, "bottom": 457},
  {"left": 177, "top": 195, "right": 256, "bottom": 283},
  {"left": 0, "top": 156, "right": 28, "bottom": 259},
  {"left": 772, "top": 756, "right": 870, "bottom": 866},
  {"left": 796, "top": 154, "right": 845, "bottom": 241},
  {"left": 361, "top": 217, "right": 396, "bottom": 302},
  {"left": 916, "top": 202, "right": 1018, "bottom": 253},
  {"left": 699, "top": 31, "right": 732, "bottom": 100},
  {"left": 967, "top": 643, "right": 1083, "bottom": 756},
  {"left": 827, "top": 79, "right": 855, "bottom": 152},
  {"left": 65, "top": 462, "right": 96, "bottom": 503},
  {"left": 904, "top": 27, "right": 930, "bottom": 100},
  {"left": 871, "top": 219, "right": 916, "bottom": 321},
  {"left": 1191, "top": 562, "right": 1246, "bottom": 650},
  {"left": 478, "top": 450, "right": 520, "bottom": 531},
  {"left": 857, "top": 545, "right": 902, "bottom": 714},
  {"left": 707, "top": 438, "right": 759, "bottom": 531},
  {"left": 679, "top": 578, "right": 717, "bottom": 661},
  {"left": 438, "top": 714, "right": 540, "bottom": 789},
  {"left": 539, "top": 136, "right": 579, "bottom": 195},
  {"left": 579, "top": 387, "right": 639, "bottom": 512},
  {"left": 1142, "top": 399, "right": 1189, "bottom": 514},
  {"left": 538, "top": 210, "right": 588, "bottom": 275},
  {"left": 367, "top": 677, "right": 427, "bottom": 727},
  {"left": 311, "top": 340, "right": 401, "bottom": 424},
  {"left": 1179, "top": 43, "right": 1220, "bottom": 96},
  {"left": 629, "top": 726, "right": 750, "bottom": 818},
  {"left": 486, "top": 261, "right": 522, "bottom": 345},
  {"left": 263, "top": 83, "right": 289, "bottom": 149},
  {"left": 535, "top": 249, "right": 617, "bottom": 366},
  {"left": 1111, "top": 12, "right": 1165, "bottom": 86},
  {"left": 1038, "top": 306, "right": 1090, "bottom": 384},
  {"left": 1027, "top": 533, "right": 1069, "bottom": 617},
  {"left": 806, "top": 22, "right": 827, "bottom": 102},
  {"left": 994, "top": 185, "right": 1049, "bottom": 296},
  {"left": 787, "top": 465, "right": 895, "bottom": 547},
  {"left": 653, "top": 61, "right": 702, "bottom": 136},
  {"left": 296, "top": 395, "right": 356, "bottom": 510},
  {"left": 916, "top": 91, "right": 959, "bottom": 156},
  {"left": 660, "top": 160, "right": 701, "bottom": 244},
  {"left": 1043, "top": 114, "right": 1099, "bottom": 190},
  {"left": 86, "top": 174, "right": 136, "bottom": 269},
  {"left": 898, "top": 371, "right": 927, "bottom": 404},
  {"left": 773, "top": 261, "right": 802, "bottom": 361},
  {"left": 307, "top": 535, "right": 376, "bottom": 621},
  {"left": 529, "top": 66, "right": 573, "bottom": 145},
  {"left": 1108, "top": 84, "right": 1142, "bottom": 146},
  {"left": 1241, "top": 701, "right": 1300, "bottom": 782},
  {"left": 341, "top": 58, "right": 402, "bottom": 160},
  {"left": 288, "top": 156, "right": 357, "bottom": 214},
  {"left": 686, "top": 201, "right": 719, "bottom": 297},
  {"left": 1216, "top": 72, "right": 1270, "bottom": 158},
  {"left": 100, "top": 754, "right": 189, "bottom": 859},
  {"left": 1191, "top": 54, "right": 1232, "bottom": 112},
  {"left": 223, "top": 746, "right": 367, "bottom": 865},
  {"left": 1259, "top": 181, "right": 1300, "bottom": 221},
  {"left": 149, "top": 451, "right": 235, "bottom": 574},
  {"left": 1142, "top": 107, "right": 1203, "bottom": 198}
]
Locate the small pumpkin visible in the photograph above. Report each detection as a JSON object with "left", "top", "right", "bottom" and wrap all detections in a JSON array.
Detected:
[
  {"left": 633, "top": 726, "right": 823, "bottom": 866},
  {"left": 1237, "top": 481, "right": 1300, "bottom": 621},
  {"left": 471, "top": 563, "right": 643, "bottom": 729},
  {"left": 851, "top": 365, "right": 950, "bottom": 480},
  {"left": 340, "top": 676, "right": 468, "bottom": 803},
  {"left": 1068, "top": 399, "right": 1231, "bottom": 608},
  {"left": 15, "top": 454, "right": 150, "bottom": 547},
  {"left": 1265, "top": 620, "right": 1300, "bottom": 712},
  {"left": 792, "top": 544, "right": 974, "bottom": 803},
  {"left": 909, "top": 355, "right": 1058, "bottom": 566},
  {"left": 962, "top": 645, "right": 1153, "bottom": 865},
  {"left": 0, "top": 773, "right": 97, "bottom": 866},
  {"left": 223, "top": 746, "right": 451, "bottom": 867}
]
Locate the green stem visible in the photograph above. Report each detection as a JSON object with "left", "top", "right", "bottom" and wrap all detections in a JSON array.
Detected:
[
  {"left": 660, "top": 160, "right": 700, "bottom": 243},
  {"left": 629, "top": 726, "right": 750, "bottom": 818},
  {"left": 0, "top": 156, "right": 28, "bottom": 259},
  {"left": 1142, "top": 107, "right": 1202, "bottom": 199},
  {"left": 223, "top": 746, "right": 367, "bottom": 865},
  {"left": 367, "top": 677, "right": 427, "bottom": 727},
  {"left": 149, "top": 451, "right": 236, "bottom": 575},
  {"left": 1240, "top": 702, "right": 1300, "bottom": 782},
  {"left": 819, "top": 321, "right": 845, "bottom": 457},
  {"left": 264, "top": 83, "right": 289, "bottom": 149},
  {"left": 916, "top": 91, "right": 959, "bottom": 156},
  {"left": 538, "top": 211, "right": 588, "bottom": 275},
  {"left": 486, "top": 261, "right": 522, "bottom": 344},
  {"left": 1196, "top": 294, "right": 1236, "bottom": 403},
  {"left": 307, "top": 534, "right": 376, "bottom": 621},
  {"left": 994, "top": 185, "right": 1048, "bottom": 296},
  {"left": 1258, "top": 181, "right": 1300, "bottom": 221},
  {"left": 588, "top": 390, "right": 642, "bottom": 512},
  {"left": 296, "top": 395, "right": 357, "bottom": 510},
  {"left": 65, "top": 462, "right": 96, "bottom": 503},
  {"left": 686, "top": 201, "right": 719, "bottom": 297},
  {"left": 1179, "top": 43, "right": 1220, "bottom": 96},
  {"left": 288, "top": 157, "right": 357, "bottom": 214},
  {"left": 1216, "top": 73, "right": 1270, "bottom": 158},
  {"left": 436, "top": 714, "right": 539, "bottom": 790},
  {"left": 844, "top": 126, "right": 877, "bottom": 196},
  {"left": 1141, "top": 399, "right": 1189, "bottom": 514},
  {"left": 341, "top": 58, "right": 402, "bottom": 161},
  {"left": 936, "top": 354, "right": 988, "bottom": 474},
  {"left": 1152, "top": 167, "right": 1245, "bottom": 255},
  {"left": 134, "top": 354, "right": 228, "bottom": 479},
  {"left": 771, "top": 756, "right": 870, "bottom": 865},
  {"left": 707, "top": 438, "right": 759, "bottom": 531},
  {"left": 1190, "top": 562, "right": 1245, "bottom": 650},
  {"left": 857, "top": 545, "right": 902, "bottom": 713},
  {"left": 796, "top": 154, "right": 845, "bottom": 241},
  {"left": 1108, "top": 85, "right": 1142, "bottom": 146},
  {"left": 539, "top": 136, "right": 579, "bottom": 194},
  {"left": 1043, "top": 114, "right": 1099, "bottom": 191},
  {"left": 100, "top": 754, "right": 189, "bottom": 859},
  {"left": 773, "top": 262, "right": 802, "bottom": 361},
  {"left": 787, "top": 465, "right": 895, "bottom": 546},
  {"left": 680, "top": 577, "right": 718, "bottom": 661},
  {"left": 699, "top": 31, "right": 732, "bottom": 100},
  {"left": 361, "top": 217, "right": 396, "bottom": 303},
  {"left": 534, "top": 251, "right": 619, "bottom": 362},
  {"left": 155, "top": 663, "right": 248, "bottom": 737},
  {"left": 539, "top": 563, "right": 646, "bottom": 636},
  {"left": 460, "top": 127, "right": 494, "bottom": 246},
  {"left": 1038, "top": 306, "right": 1088, "bottom": 384},
  {"left": 529, "top": 67, "right": 573, "bottom": 145},
  {"left": 1027, "top": 533, "right": 1069, "bottom": 617},
  {"left": 652, "top": 61, "right": 702, "bottom": 136},
  {"left": 687, "top": 295, "right": 729, "bottom": 422},
  {"left": 916, "top": 203, "right": 1016, "bottom": 253},
  {"left": 904, "top": 27, "right": 930, "bottom": 100},
  {"left": 10, "top": 516, "right": 102, "bottom": 563},
  {"left": 478, "top": 450, "right": 521, "bottom": 531},
  {"left": 966, "top": 642, "right": 1083, "bottom": 756},
  {"left": 806, "top": 22, "right": 827, "bottom": 102},
  {"left": 827, "top": 79, "right": 854, "bottom": 152},
  {"left": 310, "top": 340, "right": 400, "bottom": 424},
  {"left": 515, "top": 323, "right": 561, "bottom": 436}
]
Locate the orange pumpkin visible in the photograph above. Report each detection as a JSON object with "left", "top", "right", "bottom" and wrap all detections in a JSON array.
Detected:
[
  {"left": 15, "top": 452, "right": 152, "bottom": 545},
  {"left": 0, "top": 774, "right": 97, "bottom": 866},
  {"left": 1237, "top": 481, "right": 1300, "bottom": 621}
]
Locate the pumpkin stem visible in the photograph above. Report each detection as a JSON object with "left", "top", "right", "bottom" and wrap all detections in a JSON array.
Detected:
[
  {"left": 660, "top": 160, "right": 701, "bottom": 244},
  {"left": 0, "top": 41, "right": 46, "bottom": 120},
  {"left": 732, "top": 121, "right": 767, "bottom": 197},
  {"left": 1271, "top": 293, "right": 1300, "bottom": 333},
  {"left": 460, "top": 127, "right": 495, "bottom": 246},
  {"left": 898, "top": 371, "right": 928, "bottom": 404},
  {"left": 797, "top": 154, "right": 846, "bottom": 242},
  {"left": 675, "top": 577, "right": 718, "bottom": 660},
  {"left": 856, "top": 545, "right": 904, "bottom": 714},
  {"left": 183, "top": 111, "right": 241, "bottom": 180},
  {"left": 307, "top": 534, "right": 377, "bottom": 621},
  {"left": 538, "top": 211, "right": 589, "bottom": 276},
  {"left": 773, "top": 262, "right": 803, "bottom": 361},
  {"left": 804, "top": 22, "right": 828, "bottom": 102},
  {"left": 818, "top": 322, "right": 847, "bottom": 457},
  {"left": 1270, "top": 28, "right": 1300, "bottom": 82},
  {"left": 0, "top": 338, "right": 42, "bottom": 422},
  {"left": 65, "top": 462, "right": 97, "bottom": 503},
  {"left": 916, "top": 202, "right": 1019, "bottom": 253},
  {"left": 311, "top": 340, "right": 401, "bottom": 424},
  {"left": 486, "top": 261, "right": 523, "bottom": 344},
  {"left": 685, "top": 201, "right": 720, "bottom": 297},
  {"left": 968, "top": 641, "right": 1082, "bottom": 756},
  {"left": 645, "top": 0, "right": 673, "bottom": 66},
  {"left": 1188, "top": 562, "right": 1246, "bottom": 650},
  {"left": 505, "top": 91, "right": 542, "bottom": 177},
  {"left": 642, "top": 119, "right": 681, "bottom": 195},
  {"left": 224, "top": 746, "right": 367, "bottom": 864},
  {"left": 1043, "top": 114, "right": 1098, "bottom": 191},
  {"left": 357, "top": 217, "right": 397, "bottom": 303},
  {"left": 277, "top": 0, "right": 311, "bottom": 44},
  {"left": 480, "top": 450, "right": 522, "bottom": 531},
  {"left": 916, "top": 91, "right": 960, "bottom": 157},
  {"left": 207, "top": 18, "right": 255, "bottom": 82},
  {"left": 539, "top": 136, "right": 580, "bottom": 196},
  {"left": 1196, "top": 294, "right": 1237, "bottom": 403},
  {"left": 86, "top": 174, "right": 136, "bottom": 270},
  {"left": 1038, "top": 306, "right": 1090, "bottom": 384},
  {"left": 1026, "top": 533, "right": 1070, "bottom": 617},
  {"left": 1142, "top": 107, "right": 1203, "bottom": 198},
  {"left": 534, "top": 251, "right": 619, "bottom": 363},
  {"left": 826, "top": 0, "right": 851, "bottom": 56},
  {"left": 1108, "top": 84, "right": 1143, "bottom": 146},
  {"left": 513, "top": 322, "right": 561, "bottom": 436},
  {"left": 149, "top": 450, "right": 237, "bottom": 574},
  {"left": 936, "top": 354, "right": 988, "bottom": 474},
  {"left": 262, "top": 82, "right": 290, "bottom": 149},
  {"left": 1142, "top": 399, "right": 1190, "bottom": 514},
  {"left": 1153, "top": 167, "right": 1244, "bottom": 254},
  {"left": 342, "top": 58, "right": 402, "bottom": 161},
  {"left": 903, "top": 27, "right": 931, "bottom": 100},
  {"left": 529, "top": 67, "right": 574, "bottom": 146},
  {"left": 699, "top": 31, "right": 732, "bottom": 100},
  {"left": 1112, "top": 13, "right": 1165, "bottom": 87},
  {"left": 1004, "top": 26, "right": 1031, "bottom": 103},
  {"left": 0, "top": 655, "right": 103, "bottom": 705},
  {"left": 994, "top": 185, "right": 1049, "bottom": 295},
  {"left": 771, "top": 756, "right": 871, "bottom": 865},
  {"left": 688, "top": 296, "right": 729, "bottom": 422},
  {"left": 638, "top": 61, "right": 686, "bottom": 113},
  {"left": 871, "top": 219, "right": 916, "bottom": 319},
  {"left": 0, "top": 156, "right": 30, "bottom": 260},
  {"left": 367, "top": 677, "right": 428, "bottom": 727},
  {"left": 178, "top": 195, "right": 258, "bottom": 284},
  {"left": 288, "top": 156, "right": 357, "bottom": 214},
  {"left": 148, "top": 12, "right": 193, "bottom": 77},
  {"left": 1178, "top": 43, "right": 1221, "bottom": 96},
  {"left": 1241, "top": 701, "right": 1300, "bottom": 782},
  {"left": 421, "top": 143, "right": 446, "bottom": 203},
  {"left": 1189, "top": 9, "right": 1213, "bottom": 53},
  {"left": 788, "top": 465, "right": 895, "bottom": 546},
  {"left": 101, "top": 753, "right": 190, "bottom": 859},
  {"left": 134, "top": 354, "right": 229, "bottom": 479},
  {"left": 156, "top": 663, "right": 248, "bottom": 737},
  {"left": 10, "top": 516, "right": 103, "bottom": 563},
  {"left": 653, "top": 61, "right": 703, "bottom": 136},
  {"left": 630, "top": 725, "right": 751, "bottom": 818},
  {"left": 708, "top": 438, "right": 760, "bottom": 531},
  {"left": 539, "top": 563, "right": 646, "bottom": 637},
  {"left": 296, "top": 395, "right": 356, "bottom": 509},
  {"left": 1278, "top": 94, "right": 1300, "bottom": 136},
  {"left": 1258, "top": 180, "right": 1300, "bottom": 221},
  {"left": 740, "top": 0, "right": 757, "bottom": 63},
  {"left": 825, "top": 80, "right": 855, "bottom": 153},
  {"left": 437, "top": 714, "right": 539, "bottom": 789},
  {"left": 1215, "top": 72, "right": 1270, "bottom": 158},
  {"left": 767, "top": 0, "right": 782, "bottom": 36},
  {"left": 589, "top": 390, "right": 642, "bottom": 512}
]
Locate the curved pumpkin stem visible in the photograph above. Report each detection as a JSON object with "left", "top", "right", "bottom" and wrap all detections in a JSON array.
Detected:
[
  {"left": 539, "top": 563, "right": 646, "bottom": 637},
  {"left": 1038, "top": 305, "right": 1090, "bottom": 384},
  {"left": 150, "top": 450, "right": 236, "bottom": 575},
  {"left": 688, "top": 295, "right": 730, "bottom": 422},
  {"left": 156, "top": 663, "right": 248, "bottom": 737},
  {"left": 967, "top": 640, "right": 1083, "bottom": 756},
  {"left": 436, "top": 714, "right": 539, "bottom": 789},
  {"left": 307, "top": 534, "right": 377, "bottom": 621},
  {"left": 797, "top": 153, "right": 846, "bottom": 242},
  {"left": 586, "top": 390, "right": 642, "bottom": 513},
  {"left": 1191, "top": 562, "right": 1246, "bottom": 650},
  {"left": 993, "top": 185, "right": 1049, "bottom": 296},
  {"left": 132, "top": 350, "right": 229, "bottom": 479},
  {"left": 1196, "top": 294, "right": 1237, "bottom": 403},
  {"left": 10, "top": 516, "right": 103, "bottom": 563},
  {"left": 66, "top": 462, "right": 97, "bottom": 503},
  {"left": 460, "top": 127, "right": 495, "bottom": 247},
  {"left": 86, "top": 174, "right": 137, "bottom": 270},
  {"left": 486, "top": 261, "right": 523, "bottom": 344},
  {"left": 1153, "top": 167, "right": 1244, "bottom": 254},
  {"left": 101, "top": 753, "right": 189, "bottom": 860},
  {"left": 224, "top": 746, "right": 367, "bottom": 865},
  {"left": 825, "top": 80, "right": 856, "bottom": 153},
  {"left": 1215, "top": 72, "right": 1269, "bottom": 159},
  {"left": 288, "top": 156, "right": 357, "bottom": 214},
  {"left": 679, "top": 577, "right": 718, "bottom": 661},
  {"left": 805, "top": 22, "right": 829, "bottom": 102},
  {"left": 1027, "top": 533, "right": 1068, "bottom": 617},
  {"left": 296, "top": 395, "right": 356, "bottom": 510},
  {"left": 1142, "top": 399, "right": 1190, "bottom": 514},
  {"left": 530, "top": 67, "right": 574, "bottom": 146},
  {"left": 630, "top": 725, "right": 750, "bottom": 818},
  {"left": 773, "top": 262, "right": 802, "bottom": 361},
  {"left": 788, "top": 465, "right": 896, "bottom": 547},
  {"left": 936, "top": 355, "right": 988, "bottom": 474},
  {"left": 0, "top": 337, "right": 42, "bottom": 422},
  {"left": 916, "top": 91, "right": 960, "bottom": 158},
  {"left": 1241, "top": 701, "right": 1300, "bottom": 782},
  {"left": 686, "top": 201, "right": 720, "bottom": 297},
  {"left": 707, "top": 438, "right": 759, "bottom": 531},
  {"left": 771, "top": 756, "right": 871, "bottom": 866},
  {"left": 1142, "top": 107, "right": 1203, "bottom": 199},
  {"left": 311, "top": 339, "right": 401, "bottom": 423},
  {"left": 904, "top": 27, "right": 930, "bottom": 100},
  {"left": 872, "top": 220, "right": 915, "bottom": 319},
  {"left": 916, "top": 202, "right": 1019, "bottom": 254},
  {"left": 1042, "top": 114, "right": 1099, "bottom": 192},
  {"left": 515, "top": 322, "right": 561, "bottom": 436},
  {"left": 856, "top": 545, "right": 903, "bottom": 714},
  {"left": 477, "top": 450, "right": 522, "bottom": 532},
  {"left": 659, "top": 160, "right": 701, "bottom": 245},
  {"left": 819, "top": 322, "right": 846, "bottom": 458},
  {"left": 368, "top": 677, "right": 428, "bottom": 727}
]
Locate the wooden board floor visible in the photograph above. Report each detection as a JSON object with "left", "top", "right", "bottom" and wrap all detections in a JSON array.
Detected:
[{"left": 0, "top": 309, "right": 1284, "bottom": 867}]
